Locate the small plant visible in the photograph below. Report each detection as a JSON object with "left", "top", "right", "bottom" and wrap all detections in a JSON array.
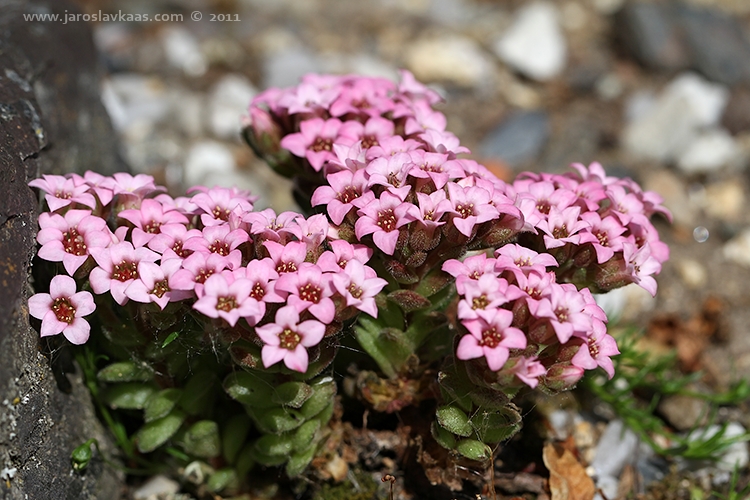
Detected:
[{"left": 28, "top": 71, "right": 670, "bottom": 495}]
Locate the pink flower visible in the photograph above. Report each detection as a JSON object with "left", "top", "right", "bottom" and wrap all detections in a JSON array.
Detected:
[
  {"left": 311, "top": 168, "right": 370, "bottom": 225},
  {"left": 275, "top": 265, "right": 336, "bottom": 324},
  {"left": 508, "top": 356, "right": 547, "bottom": 388},
  {"left": 366, "top": 152, "right": 413, "bottom": 200},
  {"left": 89, "top": 242, "right": 160, "bottom": 305},
  {"left": 280, "top": 118, "right": 343, "bottom": 171},
  {"left": 317, "top": 240, "right": 373, "bottom": 272},
  {"left": 571, "top": 319, "right": 619, "bottom": 378},
  {"left": 192, "top": 272, "right": 261, "bottom": 326},
  {"left": 446, "top": 183, "right": 499, "bottom": 237},
  {"left": 338, "top": 116, "right": 395, "bottom": 149},
  {"left": 189, "top": 186, "right": 256, "bottom": 227},
  {"left": 125, "top": 260, "right": 192, "bottom": 309},
  {"left": 28, "top": 275, "right": 95, "bottom": 344},
  {"left": 264, "top": 240, "right": 308, "bottom": 274},
  {"left": 36, "top": 210, "right": 112, "bottom": 275},
  {"left": 147, "top": 223, "right": 202, "bottom": 260},
  {"left": 170, "top": 252, "right": 229, "bottom": 295},
  {"left": 397, "top": 69, "right": 443, "bottom": 105},
  {"left": 332, "top": 260, "right": 387, "bottom": 317},
  {"left": 182, "top": 225, "right": 249, "bottom": 270},
  {"left": 579, "top": 213, "right": 627, "bottom": 264},
  {"left": 29, "top": 175, "right": 97, "bottom": 211},
  {"left": 494, "top": 244, "right": 558, "bottom": 281},
  {"left": 457, "top": 274, "right": 522, "bottom": 320},
  {"left": 354, "top": 192, "right": 419, "bottom": 255},
  {"left": 457, "top": 309, "right": 527, "bottom": 371},
  {"left": 527, "top": 283, "right": 593, "bottom": 344},
  {"left": 244, "top": 209, "right": 300, "bottom": 244},
  {"left": 79, "top": 171, "right": 115, "bottom": 206},
  {"left": 442, "top": 253, "right": 497, "bottom": 294},
  {"left": 118, "top": 199, "right": 190, "bottom": 248},
  {"left": 255, "top": 306, "right": 326, "bottom": 373},
  {"left": 537, "top": 206, "right": 593, "bottom": 249},
  {"left": 406, "top": 151, "right": 464, "bottom": 190}
]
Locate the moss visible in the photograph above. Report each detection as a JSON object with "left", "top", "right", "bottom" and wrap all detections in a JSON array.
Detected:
[{"left": 311, "top": 469, "right": 381, "bottom": 500}]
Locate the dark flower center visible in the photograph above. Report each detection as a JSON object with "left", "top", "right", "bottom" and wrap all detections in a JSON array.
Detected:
[
  {"left": 276, "top": 261, "right": 298, "bottom": 274},
  {"left": 52, "top": 297, "right": 76, "bottom": 323},
  {"left": 455, "top": 203, "right": 475, "bottom": 219},
  {"left": 338, "top": 186, "right": 360, "bottom": 204},
  {"left": 279, "top": 328, "right": 301, "bottom": 350},
  {"left": 299, "top": 283, "right": 321, "bottom": 303},
  {"left": 376, "top": 208, "right": 397, "bottom": 232},
  {"left": 144, "top": 220, "right": 162, "bottom": 234},
  {"left": 250, "top": 282, "right": 265, "bottom": 301},
  {"left": 151, "top": 279, "right": 170, "bottom": 298},
  {"left": 478, "top": 327, "right": 502, "bottom": 348},
  {"left": 62, "top": 227, "right": 87, "bottom": 256},
  {"left": 209, "top": 239, "right": 230, "bottom": 256},
  {"left": 216, "top": 296, "right": 237, "bottom": 312},
  {"left": 311, "top": 137, "right": 333, "bottom": 153},
  {"left": 195, "top": 268, "right": 214, "bottom": 284},
  {"left": 172, "top": 240, "right": 191, "bottom": 258},
  {"left": 552, "top": 225, "right": 569, "bottom": 239},
  {"left": 213, "top": 205, "right": 231, "bottom": 221},
  {"left": 588, "top": 337, "right": 599, "bottom": 358},
  {"left": 360, "top": 135, "right": 378, "bottom": 149},
  {"left": 112, "top": 260, "right": 138, "bottom": 281}
]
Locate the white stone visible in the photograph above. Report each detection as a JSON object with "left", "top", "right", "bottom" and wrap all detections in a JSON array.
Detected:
[
  {"left": 591, "top": 420, "right": 639, "bottom": 478},
  {"left": 101, "top": 74, "right": 170, "bottom": 134},
  {"left": 405, "top": 34, "right": 493, "bottom": 87},
  {"left": 623, "top": 73, "right": 730, "bottom": 162},
  {"left": 676, "top": 128, "right": 738, "bottom": 174},
  {"left": 263, "top": 45, "right": 322, "bottom": 89},
  {"left": 132, "top": 475, "right": 179, "bottom": 500},
  {"left": 493, "top": 2, "right": 567, "bottom": 81},
  {"left": 686, "top": 423, "right": 749, "bottom": 472},
  {"left": 184, "top": 141, "right": 237, "bottom": 188},
  {"left": 161, "top": 27, "right": 207, "bottom": 77},
  {"left": 172, "top": 91, "right": 205, "bottom": 138},
  {"left": 723, "top": 229, "right": 750, "bottom": 268},
  {"left": 208, "top": 74, "right": 257, "bottom": 140},
  {"left": 676, "top": 259, "right": 707, "bottom": 289}
]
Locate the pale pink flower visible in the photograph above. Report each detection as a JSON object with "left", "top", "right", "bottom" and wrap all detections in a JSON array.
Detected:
[
  {"left": 317, "top": 240, "right": 373, "bottom": 273},
  {"left": 354, "top": 192, "right": 419, "bottom": 255},
  {"left": 571, "top": 319, "right": 619, "bottom": 379},
  {"left": 280, "top": 118, "right": 343, "bottom": 171},
  {"left": 311, "top": 168, "right": 370, "bottom": 225},
  {"left": 332, "top": 260, "right": 387, "bottom": 317},
  {"left": 457, "top": 274, "right": 522, "bottom": 320},
  {"left": 190, "top": 186, "right": 256, "bottom": 227},
  {"left": 275, "top": 265, "right": 336, "bottom": 324},
  {"left": 89, "top": 242, "right": 160, "bottom": 305},
  {"left": 527, "top": 283, "right": 593, "bottom": 344},
  {"left": 36, "top": 210, "right": 111, "bottom": 275},
  {"left": 446, "top": 183, "right": 499, "bottom": 237},
  {"left": 264, "top": 240, "right": 308, "bottom": 274},
  {"left": 442, "top": 253, "right": 497, "bottom": 295},
  {"left": 457, "top": 309, "right": 527, "bottom": 371},
  {"left": 192, "top": 272, "right": 261, "bottom": 326},
  {"left": 182, "top": 225, "right": 249, "bottom": 270},
  {"left": 147, "top": 224, "right": 202, "bottom": 260},
  {"left": 508, "top": 356, "right": 547, "bottom": 388},
  {"left": 118, "top": 199, "right": 190, "bottom": 248},
  {"left": 170, "top": 252, "right": 229, "bottom": 295},
  {"left": 28, "top": 275, "right": 95, "bottom": 344},
  {"left": 255, "top": 306, "right": 326, "bottom": 373},
  {"left": 125, "top": 260, "right": 192, "bottom": 309},
  {"left": 29, "top": 175, "right": 97, "bottom": 211}
]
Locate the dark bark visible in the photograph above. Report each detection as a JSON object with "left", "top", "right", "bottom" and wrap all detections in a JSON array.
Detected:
[{"left": 0, "top": 1, "right": 126, "bottom": 498}]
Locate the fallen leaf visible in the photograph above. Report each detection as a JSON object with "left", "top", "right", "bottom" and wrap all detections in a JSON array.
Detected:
[{"left": 542, "top": 442, "right": 595, "bottom": 500}]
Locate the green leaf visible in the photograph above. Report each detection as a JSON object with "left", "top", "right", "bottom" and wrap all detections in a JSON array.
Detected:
[
  {"left": 299, "top": 378, "right": 337, "bottom": 419},
  {"left": 285, "top": 442, "right": 317, "bottom": 477},
  {"left": 254, "top": 407, "right": 305, "bottom": 434},
  {"left": 136, "top": 410, "right": 186, "bottom": 453},
  {"left": 181, "top": 420, "right": 221, "bottom": 458},
  {"left": 97, "top": 361, "right": 153, "bottom": 383},
  {"left": 431, "top": 421, "right": 456, "bottom": 450},
  {"left": 456, "top": 439, "right": 491, "bottom": 461},
  {"left": 207, "top": 468, "right": 238, "bottom": 494},
  {"left": 470, "top": 407, "right": 522, "bottom": 443},
  {"left": 71, "top": 438, "right": 97, "bottom": 471},
  {"left": 179, "top": 371, "right": 218, "bottom": 416},
  {"left": 222, "top": 414, "right": 252, "bottom": 464},
  {"left": 235, "top": 443, "right": 256, "bottom": 479},
  {"left": 161, "top": 332, "right": 179, "bottom": 348},
  {"left": 144, "top": 389, "right": 182, "bottom": 423},
  {"left": 102, "top": 383, "right": 156, "bottom": 410},
  {"left": 223, "top": 372, "right": 276, "bottom": 409},
  {"left": 292, "top": 420, "right": 321, "bottom": 453},
  {"left": 254, "top": 433, "right": 294, "bottom": 457},
  {"left": 414, "top": 268, "right": 454, "bottom": 298},
  {"left": 272, "top": 381, "right": 313, "bottom": 409},
  {"left": 436, "top": 405, "right": 473, "bottom": 437}
]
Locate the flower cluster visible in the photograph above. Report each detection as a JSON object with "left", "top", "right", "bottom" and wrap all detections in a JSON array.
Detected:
[{"left": 29, "top": 173, "right": 386, "bottom": 372}]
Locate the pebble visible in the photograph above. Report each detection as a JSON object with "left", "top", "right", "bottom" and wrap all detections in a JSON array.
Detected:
[
  {"left": 263, "top": 45, "right": 322, "bottom": 89},
  {"left": 405, "top": 34, "right": 493, "bottom": 88},
  {"left": 161, "top": 27, "right": 208, "bottom": 77},
  {"left": 642, "top": 169, "right": 694, "bottom": 227},
  {"left": 207, "top": 74, "right": 257, "bottom": 140},
  {"left": 657, "top": 394, "right": 711, "bottom": 430},
  {"left": 478, "top": 111, "right": 550, "bottom": 167},
  {"left": 722, "top": 87, "right": 750, "bottom": 134},
  {"left": 493, "top": 2, "right": 567, "bottom": 81},
  {"left": 171, "top": 90, "right": 205, "bottom": 139},
  {"left": 183, "top": 141, "right": 237, "bottom": 188},
  {"left": 684, "top": 423, "right": 750, "bottom": 473},
  {"left": 590, "top": 420, "right": 639, "bottom": 500},
  {"left": 132, "top": 474, "right": 180, "bottom": 500},
  {"left": 676, "top": 128, "right": 738, "bottom": 174},
  {"left": 703, "top": 180, "right": 745, "bottom": 221},
  {"left": 623, "top": 73, "right": 729, "bottom": 162},
  {"left": 675, "top": 259, "right": 707, "bottom": 289},
  {"left": 101, "top": 74, "right": 171, "bottom": 134},
  {"left": 722, "top": 228, "right": 750, "bottom": 268}
]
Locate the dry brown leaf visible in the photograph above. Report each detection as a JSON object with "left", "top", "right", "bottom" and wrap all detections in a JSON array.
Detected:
[{"left": 542, "top": 442, "right": 595, "bottom": 500}]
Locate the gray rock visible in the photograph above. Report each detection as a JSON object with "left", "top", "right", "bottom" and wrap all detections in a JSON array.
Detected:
[
  {"left": 478, "top": 111, "right": 550, "bottom": 167},
  {"left": 676, "top": 128, "right": 738, "bottom": 174},
  {"left": 161, "top": 26, "right": 207, "bottom": 77},
  {"left": 263, "top": 45, "right": 322, "bottom": 90},
  {"left": 721, "top": 86, "right": 750, "bottom": 134},
  {"left": 657, "top": 394, "right": 711, "bottom": 431},
  {"left": 614, "top": 2, "right": 691, "bottom": 72},
  {"left": 677, "top": 3, "right": 750, "bottom": 86},
  {"left": 493, "top": 2, "right": 567, "bottom": 81},
  {"left": 183, "top": 141, "right": 237, "bottom": 188},
  {"left": 0, "top": 1, "right": 124, "bottom": 498}
]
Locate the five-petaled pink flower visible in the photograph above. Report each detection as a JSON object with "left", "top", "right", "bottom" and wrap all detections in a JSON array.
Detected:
[
  {"left": 36, "top": 209, "right": 112, "bottom": 275},
  {"left": 28, "top": 275, "right": 96, "bottom": 344},
  {"left": 255, "top": 306, "right": 326, "bottom": 373},
  {"left": 457, "top": 308, "right": 527, "bottom": 371},
  {"left": 192, "top": 272, "right": 261, "bottom": 327}
]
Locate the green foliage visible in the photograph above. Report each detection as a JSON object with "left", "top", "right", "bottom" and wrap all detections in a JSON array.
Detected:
[
  {"left": 311, "top": 468, "right": 380, "bottom": 500},
  {"left": 584, "top": 328, "right": 750, "bottom": 461}
]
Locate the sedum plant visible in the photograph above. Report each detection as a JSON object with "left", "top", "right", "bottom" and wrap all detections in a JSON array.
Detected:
[{"left": 28, "top": 71, "right": 670, "bottom": 494}]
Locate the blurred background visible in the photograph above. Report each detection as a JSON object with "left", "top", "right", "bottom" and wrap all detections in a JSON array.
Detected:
[{"left": 68, "top": 0, "right": 750, "bottom": 433}]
